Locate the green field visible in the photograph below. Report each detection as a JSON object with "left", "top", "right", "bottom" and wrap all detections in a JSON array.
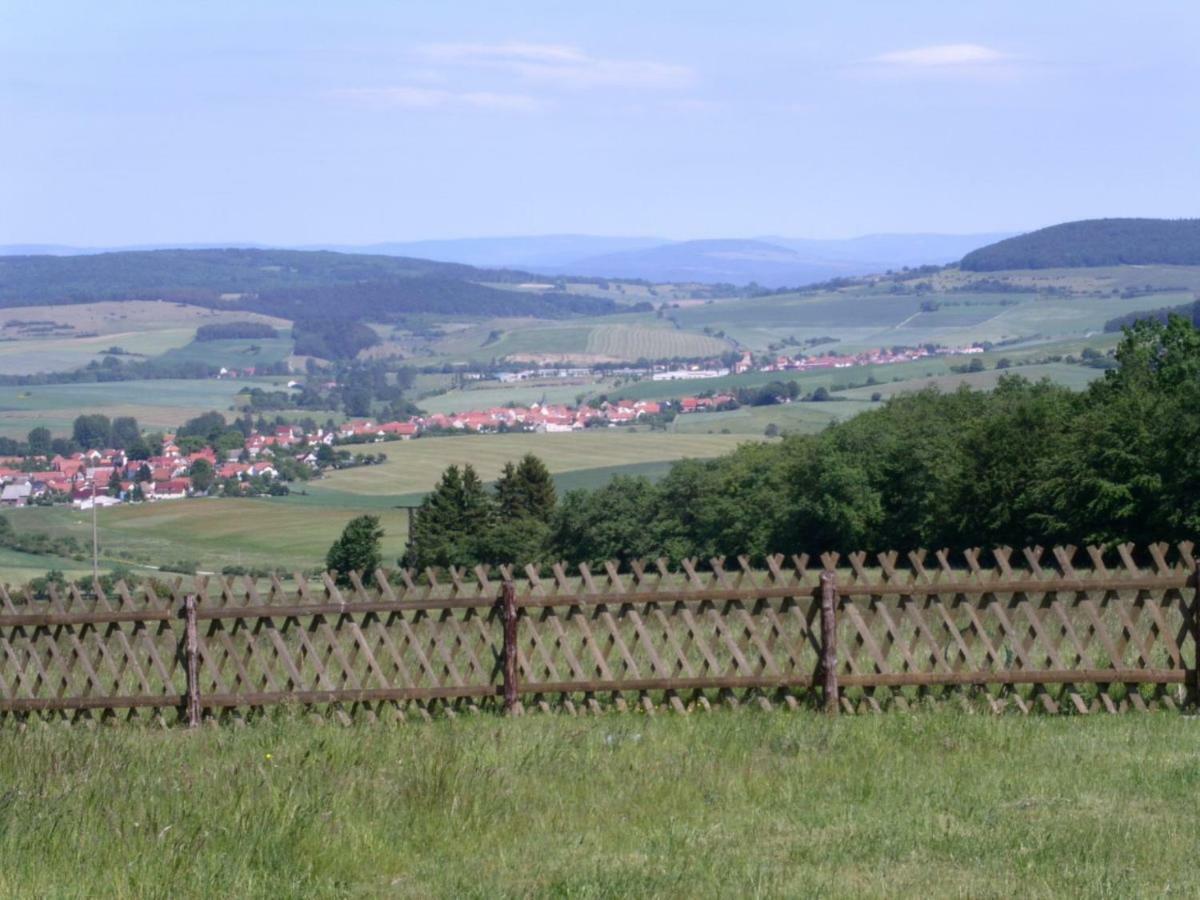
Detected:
[
  {"left": 584, "top": 322, "right": 730, "bottom": 359},
  {"left": 310, "top": 431, "right": 757, "bottom": 498},
  {"left": 1, "top": 712, "right": 1194, "bottom": 896},
  {"left": 670, "top": 399, "right": 865, "bottom": 435},
  {"left": 834, "top": 362, "right": 1104, "bottom": 401},
  {"left": 0, "top": 378, "right": 276, "bottom": 438},
  {"left": 3, "top": 431, "right": 754, "bottom": 575},
  {"left": 417, "top": 379, "right": 600, "bottom": 415},
  {"left": 665, "top": 288, "right": 1185, "bottom": 354},
  {"left": 0, "top": 301, "right": 288, "bottom": 375},
  {"left": 9, "top": 499, "right": 411, "bottom": 575},
  {"left": 155, "top": 336, "right": 296, "bottom": 369}
]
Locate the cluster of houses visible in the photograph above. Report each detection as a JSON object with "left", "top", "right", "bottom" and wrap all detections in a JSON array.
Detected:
[
  {"left": 505, "top": 345, "right": 987, "bottom": 384},
  {"left": 382, "top": 399, "right": 665, "bottom": 435},
  {"left": 0, "top": 436, "right": 286, "bottom": 510}
]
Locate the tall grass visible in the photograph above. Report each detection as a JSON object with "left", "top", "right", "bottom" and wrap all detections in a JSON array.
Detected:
[{"left": 0, "top": 710, "right": 1196, "bottom": 897}]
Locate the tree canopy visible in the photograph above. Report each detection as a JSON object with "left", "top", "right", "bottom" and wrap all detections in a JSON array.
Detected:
[{"left": 326, "top": 515, "right": 385, "bottom": 585}]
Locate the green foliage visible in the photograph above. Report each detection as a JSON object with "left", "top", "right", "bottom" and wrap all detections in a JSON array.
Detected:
[
  {"left": 0, "top": 515, "right": 86, "bottom": 561},
  {"left": 177, "top": 411, "right": 227, "bottom": 443},
  {"left": 542, "top": 315, "right": 1200, "bottom": 563},
  {"left": 406, "top": 454, "right": 560, "bottom": 570},
  {"left": 189, "top": 458, "right": 215, "bottom": 493},
  {"left": 110, "top": 416, "right": 141, "bottom": 449},
  {"left": 407, "top": 465, "right": 493, "bottom": 570},
  {"left": 292, "top": 318, "right": 380, "bottom": 361},
  {"left": 0, "top": 714, "right": 1195, "bottom": 896},
  {"left": 26, "top": 426, "right": 51, "bottom": 456},
  {"left": 0, "top": 248, "right": 620, "bottom": 319},
  {"left": 71, "top": 413, "right": 111, "bottom": 449},
  {"left": 325, "top": 514, "right": 385, "bottom": 585},
  {"left": 962, "top": 217, "right": 1200, "bottom": 270},
  {"left": 194, "top": 321, "right": 279, "bottom": 341},
  {"left": 1104, "top": 297, "right": 1200, "bottom": 333},
  {"left": 494, "top": 454, "right": 557, "bottom": 522}
]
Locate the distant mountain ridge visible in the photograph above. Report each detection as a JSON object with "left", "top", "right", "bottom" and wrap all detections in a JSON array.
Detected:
[
  {"left": 961, "top": 218, "right": 1200, "bottom": 271},
  {"left": 556, "top": 233, "right": 1010, "bottom": 287},
  {"left": 1, "top": 232, "right": 1011, "bottom": 288}
]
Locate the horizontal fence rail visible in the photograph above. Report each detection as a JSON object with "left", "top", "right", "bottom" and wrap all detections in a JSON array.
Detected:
[{"left": 0, "top": 542, "right": 1196, "bottom": 723}]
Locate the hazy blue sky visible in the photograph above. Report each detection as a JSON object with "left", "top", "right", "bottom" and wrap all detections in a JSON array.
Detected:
[{"left": 3, "top": 1, "right": 1197, "bottom": 245}]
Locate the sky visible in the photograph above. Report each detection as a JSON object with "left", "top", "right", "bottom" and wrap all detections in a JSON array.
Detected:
[{"left": 2, "top": 1, "right": 1198, "bottom": 245}]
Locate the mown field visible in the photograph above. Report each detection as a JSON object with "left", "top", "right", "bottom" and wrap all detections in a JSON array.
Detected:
[
  {"left": 0, "top": 712, "right": 1195, "bottom": 897},
  {"left": 308, "top": 431, "right": 756, "bottom": 498}
]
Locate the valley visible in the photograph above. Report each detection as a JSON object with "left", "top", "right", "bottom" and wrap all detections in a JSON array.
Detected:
[{"left": 0, "top": 228, "right": 1195, "bottom": 585}]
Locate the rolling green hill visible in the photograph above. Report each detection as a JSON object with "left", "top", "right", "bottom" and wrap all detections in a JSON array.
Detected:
[{"left": 961, "top": 218, "right": 1200, "bottom": 271}]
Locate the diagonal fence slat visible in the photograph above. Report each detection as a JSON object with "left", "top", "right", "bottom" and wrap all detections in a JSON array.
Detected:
[{"left": 0, "top": 542, "right": 1196, "bottom": 722}]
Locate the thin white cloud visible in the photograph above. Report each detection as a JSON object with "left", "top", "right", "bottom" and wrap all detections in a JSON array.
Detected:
[
  {"left": 421, "top": 41, "right": 696, "bottom": 90},
  {"left": 326, "top": 86, "right": 542, "bottom": 113},
  {"left": 870, "top": 43, "right": 1007, "bottom": 68}
]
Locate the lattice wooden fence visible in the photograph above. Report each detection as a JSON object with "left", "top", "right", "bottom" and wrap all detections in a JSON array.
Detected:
[{"left": 0, "top": 542, "right": 1196, "bottom": 724}]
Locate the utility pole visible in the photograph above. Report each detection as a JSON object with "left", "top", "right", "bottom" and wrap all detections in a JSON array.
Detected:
[{"left": 91, "top": 479, "right": 99, "bottom": 584}]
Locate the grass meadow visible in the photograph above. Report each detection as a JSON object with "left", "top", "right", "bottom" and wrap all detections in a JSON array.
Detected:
[
  {"left": 313, "top": 431, "right": 757, "bottom": 498},
  {"left": 0, "top": 710, "right": 1196, "bottom": 897},
  {"left": 4, "top": 431, "right": 755, "bottom": 575},
  {"left": 0, "top": 378, "right": 274, "bottom": 438},
  {"left": 0, "top": 301, "right": 287, "bottom": 375}
]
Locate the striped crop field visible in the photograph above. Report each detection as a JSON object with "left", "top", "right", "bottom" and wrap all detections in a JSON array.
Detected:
[{"left": 584, "top": 324, "right": 730, "bottom": 360}]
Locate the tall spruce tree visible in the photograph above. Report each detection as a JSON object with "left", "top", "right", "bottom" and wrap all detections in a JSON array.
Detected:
[
  {"left": 326, "top": 514, "right": 385, "bottom": 585},
  {"left": 407, "top": 464, "right": 493, "bottom": 570},
  {"left": 495, "top": 454, "right": 556, "bottom": 522}
]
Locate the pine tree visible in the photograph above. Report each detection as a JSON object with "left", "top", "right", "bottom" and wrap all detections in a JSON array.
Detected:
[
  {"left": 515, "top": 454, "right": 556, "bottom": 521},
  {"left": 326, "top": 514, "right": 385, "bottom": 585},
  {"left": 494, "top": 454, "right": 556, "bottom": 522},
  {"left": 407, "top": 464, "right": 494, "bottom": 570}
]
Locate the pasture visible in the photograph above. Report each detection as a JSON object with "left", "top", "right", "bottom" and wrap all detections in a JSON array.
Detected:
[
  {"left": 0, "top": 712, "right": 1194, "bottom": 897},
  {"left": 0, "top": 378, "right": 270, "bottom": 438},
  {"left": 0, "top": 301, "right": 287, "bottom": 374},
  {"left": 10, "top": 500, "right": 411, "bottom": 575},
  {"left": 309, "top": 431, "right": 758, "bottom": 498}
]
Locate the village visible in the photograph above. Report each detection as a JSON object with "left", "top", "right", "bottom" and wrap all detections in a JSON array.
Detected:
[
  {"left": 0, "top": 343, "right": 986, "bottom": 510},
  {"left": 492, "top": 343, "right": 982, "bottom": 385}
]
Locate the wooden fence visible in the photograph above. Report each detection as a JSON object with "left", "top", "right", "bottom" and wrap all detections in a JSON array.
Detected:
[{"left": 1, "top": 542, "right": 1197, "bottom": 724}]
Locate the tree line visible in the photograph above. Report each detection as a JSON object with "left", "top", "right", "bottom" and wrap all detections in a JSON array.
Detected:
[{"left": 328, "top": 314, "right": 1200, "bottom": 576}]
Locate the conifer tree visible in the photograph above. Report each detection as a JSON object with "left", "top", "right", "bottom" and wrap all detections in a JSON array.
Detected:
[{"left": 326, "top": 514, "right": 385, "bottom": 585}]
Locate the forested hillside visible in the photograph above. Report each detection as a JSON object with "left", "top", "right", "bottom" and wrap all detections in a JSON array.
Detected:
[
  {"left": 1104, "top": 298, "right": 1200, "bottom": 332},
  {"left": 961, "top": 218, "right": 1200, "bottom": 271},
  {"left": 0, "top": 248, "right": 619, "bottom": 319}
]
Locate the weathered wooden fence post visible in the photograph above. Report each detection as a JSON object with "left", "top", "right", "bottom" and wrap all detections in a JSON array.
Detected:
[
  {"left": 819, "top": 570, "right": 839, "bottom": 714},
  {"left": 183, "top": 593, "right": 202, "bottom": 728},
  {"left": 500, "top": 580, "right": 519, "bottom": 714},
  {"left": 1192, "top": 561, "right": 1200, "bottom": 708}
]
